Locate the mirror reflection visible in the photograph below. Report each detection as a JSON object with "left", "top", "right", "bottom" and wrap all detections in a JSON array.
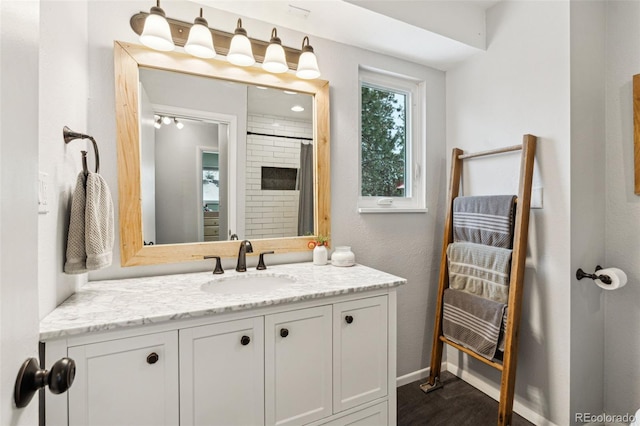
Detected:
[{"left": 138, "top": 68, "right": 314, "bottom": 245}]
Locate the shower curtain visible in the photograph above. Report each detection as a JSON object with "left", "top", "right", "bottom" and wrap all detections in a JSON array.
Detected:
[{"left": 297, "top": 142, "right": 314, "bottom": 236}]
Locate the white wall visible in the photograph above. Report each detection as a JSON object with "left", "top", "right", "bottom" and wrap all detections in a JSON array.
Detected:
[
  {"left": 37, "top": 0, "right": 89, "bottom": 318},
  {"left": 446, "top": 1, "right": 572, "bottom": 424},
  {"left": 569, "top": 1, "right": 606, "bottom": 422},
  {"left": 37, "top": 1, "right": 446, "bottom": 380},
  {"left": 1, "top": 1, "right": 41, "bottom": 424},
  {"left": 604, "top": 0, "right": 640, "bottom": 418}
]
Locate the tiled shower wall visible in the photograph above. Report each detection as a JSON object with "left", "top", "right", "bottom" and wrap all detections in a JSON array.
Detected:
[{"left": 246, "top": 114, "right": 313, "bottom": 239}]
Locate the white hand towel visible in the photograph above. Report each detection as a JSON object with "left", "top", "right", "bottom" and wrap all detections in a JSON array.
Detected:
[
  {"left": 85, "top": 172, "right": 114, "bottom": 270},
  {"left": 64, "top": 172, "right": 88, "bottom": 274}
]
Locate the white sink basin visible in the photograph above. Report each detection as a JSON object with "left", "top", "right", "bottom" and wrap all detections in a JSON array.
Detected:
[{"left": 200, "top": 273, "right": 298, "bottom": 295}]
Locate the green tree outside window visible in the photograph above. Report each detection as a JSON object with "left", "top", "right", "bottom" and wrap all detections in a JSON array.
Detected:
[{"left": 361, "top": 85, "right": 407, "bottom": 197}]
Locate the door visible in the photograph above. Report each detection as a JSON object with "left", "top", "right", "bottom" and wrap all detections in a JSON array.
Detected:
[
  {"left": 333, "top": 296, "right": 388, "bottom": 412},
  {"left": 68, "top": 331, "right": 179, "bottom": 426},
  {"left": 265, "top": 305, "right": 333, "bottom": 426},
  {"left": 180, "top": 317, "right": 264, "bottom": 426},
  {"left": 0, "top": 1, "right": 41, "bottom": 424}
]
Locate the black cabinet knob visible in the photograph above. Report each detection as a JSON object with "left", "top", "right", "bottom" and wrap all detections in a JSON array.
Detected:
[
  {"left": 146, "top": 352, "right": 159, "bottom": 365},
  {"left": 345, "top": 315, "right": 354, "bottom": 324},
  {"left": 280, "top": 328, "right": 289, "bottom": 338},
  {"left": 241, "top": 335, "right": 251, "bottom": 346}
]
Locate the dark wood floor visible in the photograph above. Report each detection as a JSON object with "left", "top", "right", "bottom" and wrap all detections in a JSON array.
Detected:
[{"left": 397, "top": 371, "right": 534, "bottom": 426}]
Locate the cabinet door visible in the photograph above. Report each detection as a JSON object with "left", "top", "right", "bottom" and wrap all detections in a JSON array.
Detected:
[
  {"left": 265, "top": 305, "right": 333, "bottom": 426},
  {"left": 68, "top": 331, "right": 179, "bottom": 426},
  {"left": 180, "top": 317, "right": 264, "bottom": 426},
  {"left": 333, "top": 296, "right": 388, "bottom": 412}
]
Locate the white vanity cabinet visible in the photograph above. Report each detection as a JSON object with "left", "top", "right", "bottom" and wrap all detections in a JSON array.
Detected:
[
  {"left": 41, "top": 265, "right": 403, "bottom": 426},
  {"left": 67, "top": 331, "right": 179, "bottom": 426}
]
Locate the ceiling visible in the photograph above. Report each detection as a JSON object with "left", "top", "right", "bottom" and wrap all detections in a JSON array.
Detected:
[{"left": 195, "top": 0, "right": 501, "bottom": 71}]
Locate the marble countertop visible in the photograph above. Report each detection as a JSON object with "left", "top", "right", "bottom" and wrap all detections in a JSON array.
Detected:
[{"left": 40, "top": 262, "right": 406, "bottom": 341}]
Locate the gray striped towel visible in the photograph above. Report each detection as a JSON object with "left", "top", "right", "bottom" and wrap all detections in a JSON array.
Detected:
[
  {"left": 447, "top": 242, "right": 512, "bottom": 303},
  {"left": 443, "top": 288, "right": 507, "bottom": 360},
  {"left": 453, "top": 195, "right": 517, "bottom": 248}
]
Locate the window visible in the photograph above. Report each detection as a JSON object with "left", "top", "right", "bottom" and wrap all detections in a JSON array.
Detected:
[{"left": 358, "top": 67, "right": 426, "bottom": 213}]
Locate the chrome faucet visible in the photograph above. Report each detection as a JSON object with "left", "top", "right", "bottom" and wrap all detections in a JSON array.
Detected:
[{"left": 236, "top": 240, "right": 254, "bottom": 272}]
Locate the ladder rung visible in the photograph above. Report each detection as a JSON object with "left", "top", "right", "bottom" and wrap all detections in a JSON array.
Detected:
[{"left": 439, "top": 336, "right": 504, "bottom": 371}]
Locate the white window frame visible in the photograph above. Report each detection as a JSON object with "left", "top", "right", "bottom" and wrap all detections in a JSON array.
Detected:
[{"left": 358, "top": 67, "right": 427, "bottom": 213}]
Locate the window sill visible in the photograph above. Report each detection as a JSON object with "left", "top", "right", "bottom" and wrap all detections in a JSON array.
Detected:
[{"left": 358, "top": 207, "right": 429, "bottom": 214}]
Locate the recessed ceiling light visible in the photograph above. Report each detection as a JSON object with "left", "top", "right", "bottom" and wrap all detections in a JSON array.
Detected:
[{"left": 291, "top": 105, "right": 304, "bottom": 112}]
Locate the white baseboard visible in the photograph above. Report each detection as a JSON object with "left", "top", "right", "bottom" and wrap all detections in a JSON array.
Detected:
[
  {"left": 395, "top": 363, "right": 447, "bottom": 387},
  {"left": 396, "top": 362, "right": 559, "bottom": 426}
]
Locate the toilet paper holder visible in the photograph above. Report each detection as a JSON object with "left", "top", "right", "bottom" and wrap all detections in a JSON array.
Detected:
[{"left": 576, "top": 265, "right": 613, "bottom": 285}]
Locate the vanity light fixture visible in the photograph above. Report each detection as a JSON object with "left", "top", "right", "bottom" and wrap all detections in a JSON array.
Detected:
[
  {"left": 154, "top": 118, "right": 162, "bottom": 129},
  {"left": 174, "top": 118, "right": 184, "bottom": 129},
  {"left": 184, "top": 8, "right": 216, "bottom": 59},
  {"left": 162, "top": 116, "right": 171, "bottom": 125},
  {"left": 139, "top": 0, "right": 174, "bottom": 52},
  {"left": 262, "top": 28, "right": 288, "bottom": 74},
  {"left": 130, "top": 11, "right": 322, "bottom": 79},
  {"left": 227, "top": 19, "right": 255, "bottom": 67},
  {"left": 296, "top": 36, "right": 321, "bottom": 80}
]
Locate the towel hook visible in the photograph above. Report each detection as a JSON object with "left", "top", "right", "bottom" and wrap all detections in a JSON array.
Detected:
[{"left": 63, "top": 126, "right": 100, "bottom": 175}]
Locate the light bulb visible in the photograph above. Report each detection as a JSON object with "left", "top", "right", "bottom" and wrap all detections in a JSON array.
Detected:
[
  {"left": 227, "top": 19, "right": 255, "bottom": 67},
  {"left": 262, "top": 28, "right": 288, "bottom": 74},
  {"left": 162, "top": 116, "right": 171, "bottom": 125},
  {"left": 140, "top": 1, "right": 174, "bottom": 52},
  {"left": 154, "top": 119, "right": 162, "bottom": 129},
  {"left": 174, "top": 118, "right": 184, "bottom": 130},
  {"left": 185, "top": 9, "right": 216, "bottom": 59}
]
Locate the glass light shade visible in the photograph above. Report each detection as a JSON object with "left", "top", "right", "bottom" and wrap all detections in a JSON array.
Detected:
[
  {"left": 185, "top": 23, "right": 215, "bottom": 58},
  {"left": 263, "top": 43, "right": 288, "bottom": 73},
  {"left": 296, "top": 50, "right": 320, "bottom": 79},
  {"left": 140, "top": 12, "right": 174, "bottom": 52},
  {"left": 227, "top": 33, "right": 255, "bottom": 66}
]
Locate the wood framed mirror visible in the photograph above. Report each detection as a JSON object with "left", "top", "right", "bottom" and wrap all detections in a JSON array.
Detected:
[{"left": 114, "top": 41, "right": 330, "bottom": 266}]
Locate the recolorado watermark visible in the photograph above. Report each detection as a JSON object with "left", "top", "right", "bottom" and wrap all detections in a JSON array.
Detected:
[{"left": 575, "top": 412, "right": 636, "bottom": 424}]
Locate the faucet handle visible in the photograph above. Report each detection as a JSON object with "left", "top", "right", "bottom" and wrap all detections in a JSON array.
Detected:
[
  {"left": 204, "top": 256, "right": 224, "bottom": 274},
  {"left": 257, "top": 251, "right": 275, "bottom": 270}
]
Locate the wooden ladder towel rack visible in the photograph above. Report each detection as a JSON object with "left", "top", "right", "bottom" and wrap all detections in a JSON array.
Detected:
[{"left": 420, "top": 134, "right": 537, "bottom": 426}]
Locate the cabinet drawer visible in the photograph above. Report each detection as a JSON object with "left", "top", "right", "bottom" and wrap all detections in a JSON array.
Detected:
[
  {"left": 68, "top": 331, "right": 179, "bottom": 426},
  {"left": 314, "top": 402, "right": 388, "bottom": 426},
  {"left": 333, "top": 296, "right": 388, "bottom": 412},
  {"left": 204, "top": 217, "right": 220, "bottom": 226},
  {"left": 204, "top": 226, "right": 219, "bottom": 236}
]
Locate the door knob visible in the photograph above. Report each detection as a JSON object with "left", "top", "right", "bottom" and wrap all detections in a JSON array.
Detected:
[
  {"left": 14, "top": 357, "right": 76, "bottom": 408},
  {"left": 345, "top": 315, "right": 354, "bottom": 324},
  {"left": 280, "top": 328, "right": 289, "bottom": 338}
]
